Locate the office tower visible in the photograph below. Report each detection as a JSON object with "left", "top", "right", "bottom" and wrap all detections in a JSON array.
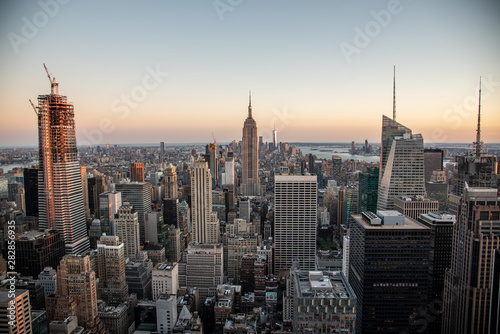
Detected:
[
  {"left": 241, "top": 92, "right": 260, "bottom": 196},
  {"left": 89, "top": 219, "right": 102, "bottom": 249},
  {"left": 358, "top": 167, "right": 379, "bottom": 213},
  {"left": 163, "top": 163, "right": 179, "bottom": 227},
  {"left": 31, "top": 310, "right": 47, "bottom": 334},
  {"left": 191, "top": 160, "right": 220, "bottom": 244},
  {"left": 114, "top": 203, "right": 140, "bottom": 258},
  {"left": 98, "top": 190, "right": 122, "bottom": 235},
  {"left": 130, "top": 162, "right": 145, "bottom": 182},
  {"left": 442, "top": 186, "right": 500, "bottom": 333},
  {"left": 274, "top": 175, "right": 317, "bottom": 274},
  {"left": 490, "top": 249, "right": 500, "bottom": 334},
  {"left": 424, "top": 148, "right": 444, "bottom": 182},
  {"left": 426, "top": 181, "right": 449, "bottom": 211},
  {"left": 55, "top": 255, "right": 103, "bottom": 332},
  {"left": 331, "top": 155, "right": 342, "bottom": 185},
  {"left": 378, "top": 115, "right": 426, "bottom": 210},
  {"left": 156, "top": 294, "right": 178, "bottom": 334},
  {"left": 80, "top": 166, "right": 90, "bottom": 220},
  {"left": 88, "top": 174, "right": 107, "bottom": 217},
  {"left": 226, "top": 232, "right": 259, "bottom": 283},
  {"left": 222, "top": 154, "right": 235, "bottom": 186},
  {"left": 152, "top": 263, "right": 179, "bottom": 301},
  {"left": 0, "top": 289, "right": 32, "bottom": 334},
  {"left": 393, "top": 196, "right": 439, "bottom": 220},
  {"left": 38, "top": 267, "right": 57, "bottom": 297},
  {"left": 337, "top": 185, "right": 358, "bottom": 229},
  {"left": 7, "top": 181, "right": 21, "bottom": 202},
  {"left": 240, "top": 254, "right": 266, "bottom": 305},
  {"left": 351, "top": 141, "right": 356, "bottom": 154},
  {"left": 97, "top": 235, "right": 129, "bottom": 305},
  {"left": 168, "top": 225, "right": 182, "bottom": 262},
  {"left": 288, "top": 271, "right": 356, "bottom": 333},
  {"left": 342, "top": 234, "right": 350, "bottom": 281},
  {"left": 182, "top": 243, "right": 224, "bottom": 302},
  {"left": 15, "top": 230, "right": 65, "bottom": 279},
  {"left": 98, "top": 294, "right": 137, "bottom": 334},
  {"left": 23, "top": 167, "right": 38, "bottom": 217},
  {"left": 273, "top": 127, "right": 278, "bottom": 151},
  {"left": 160, "top": 141, "right": 165, "bottom": 156},
  {"left": 350, "top": 211, "right": 430, "bottom": 333},
  {"left": 144, "top": 212, "right": 168, "bottom": 250},
  {"left": 115, "top": 181, "right": 152, "bottom": 243},
  {"left": 239, "top": 197, "right": 251, "bottom": 222},
  {"left": 36, "top": 69, "right": 89, "bottom": 255},
  {"left": 417, "top": 211, "right": 455, "bottom": 334},
  {"left": 125, "top": 253, "right": 153, "bottom": 300}
]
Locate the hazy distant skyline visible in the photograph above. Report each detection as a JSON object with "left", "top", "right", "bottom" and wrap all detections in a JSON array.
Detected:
[{"left": 1, "top": 0, "right": 499, "bottom": 147}]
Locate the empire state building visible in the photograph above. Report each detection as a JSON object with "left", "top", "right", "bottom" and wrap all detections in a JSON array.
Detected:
[
  {"left": 241, "top": 92, "right": 260, "bottom": 196},
  {"left": 36, "top": 65, "right": 90, "bottom": 255}
]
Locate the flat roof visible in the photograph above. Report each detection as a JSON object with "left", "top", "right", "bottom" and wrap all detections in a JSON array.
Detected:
[{"left": 352, "top": 214, "right": 429, "bottom": 230}]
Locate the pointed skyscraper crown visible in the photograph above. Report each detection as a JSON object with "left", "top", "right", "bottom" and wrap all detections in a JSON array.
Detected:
[{"left": 473, "top": 77, "right": 483, "bottom": 157}]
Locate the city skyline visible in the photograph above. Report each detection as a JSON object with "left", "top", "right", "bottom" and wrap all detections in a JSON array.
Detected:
[{"left": 1, "top": 0, "right": 500, "bottom": 147}]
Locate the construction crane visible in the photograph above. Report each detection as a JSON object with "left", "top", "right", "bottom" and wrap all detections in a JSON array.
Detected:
[
  {"left": 43, "top": 63, "right": 58, "bottom": 95},
  {"left": 29, "top": 99, "right": 38, "bottom": 116}
]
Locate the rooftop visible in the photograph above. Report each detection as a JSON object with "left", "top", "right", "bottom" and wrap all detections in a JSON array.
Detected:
[
  {"left": 294, "top": 271, "right": 354, "bottom": 299},
  {"left": 353, "top": 212, "right": 428, "bottom": 230}
]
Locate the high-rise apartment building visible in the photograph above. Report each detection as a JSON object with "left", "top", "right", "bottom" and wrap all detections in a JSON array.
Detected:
[
  {"left": 378, "top": 115, "right": 426, "bottom": 210},
  {"left": 97, "top": 235, "right": 129, "bottom": 305},
  {"left": 442, "top": 186, "right": 500, "bottom": 333},
  {"left": 191, "top": 160, "right": 219, "bottom": 244},
  {"left": 36, "top": 70, "right": 89, "bottom": 255},
  {"left": 350, "top": 211, "right": 430, "bottom": 333},
  {"left": 274, "top": 175, "right": 317, "bottom": 274},
  {"left": 0, "top": 289, "right": 32, "bottom": 334},
  {"left": 114, "top": 203, "right": 141, "bottom": 258},
  {"left": 130, "top": 162, "right": 145, "bottom": 182},
  {"left": 241, "top": 93, "right": 260, "bottom": 196}
]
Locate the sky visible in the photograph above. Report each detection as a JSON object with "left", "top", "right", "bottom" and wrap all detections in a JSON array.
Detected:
[{"left": 1, "top": 0, "right": 499, "bottom": 147}]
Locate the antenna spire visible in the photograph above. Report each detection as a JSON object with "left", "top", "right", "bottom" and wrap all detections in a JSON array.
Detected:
[
  {"left": 474, "top": 77, "right": 483, "bottom": 156},
  {"left": 393, "top": 65, "right": 396, "bottom": 121},
  {"left": 248, "top": 90, "right": 252, "bottom": 118}
]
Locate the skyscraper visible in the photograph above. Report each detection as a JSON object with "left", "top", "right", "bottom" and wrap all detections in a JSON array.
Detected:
[
  {"left": 23, "top": 167, "right": 38, "bottom": 217},
  {"left": 115, "top": 181, "right": 152, "bottom": 243},
  {"left": 274, "top": 175, "right": 317, "bottom": 274},
  {"left": 0, "top": 290, "right": 32, "bottom": 334},
  {"left": 163, "top": 163, "right": 179, "bottom": 226},
  {"left": 442, "top": 186, "right": 500, "bottom": 333},
  {"left": 350, "top": 211, "right": 430, "bottom": 333},
  {"left": 97, "top": 235, "right": 129, "bottom": 305},
  {"left": 130, "top": 162, "right": 145, "bottom": 182},
  {"left": 424, "top": 148, "right": 444, "bottom": 182},
  {"left": 272, "top": 127, "right": 278, "bottom": 151},
  {"left": 114, "top": 203, "right": 141, "bottom": 258},
  {"left": 241, "top": 92, "right": 260, "bottom": 196},
  {"left": 449, "top": 80, "right": 498, "bottom": 208},
  {"left": 191, "top": 160, "right": 219, "bottom": 244},
  {"left": 377, "top": 115, "right": 426, "bottom": 210},
  {"left": 98, "top": 190, "right": 122, "bottom": 234},
  {"left": 358, "top": 167, "right": 379, "bottom": 213},
  {"left": 80, "top": 166, "right": 91, "bottom": 220},
  {"left": 55, "top": 255, "right": 104, "bottom": 332},
  {"left": 36, "top": 65, "right": 89, "bottom": 255},
  {"left": 331, "top": 155, "right": 342, "bottom": 185}
]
